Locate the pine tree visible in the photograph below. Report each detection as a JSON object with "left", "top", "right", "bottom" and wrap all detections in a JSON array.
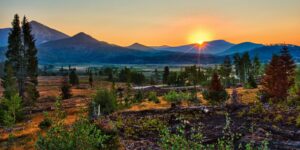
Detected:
[
  {"left": 22, "top": 16, "right": 39, "bottom": 104},
  {"left": 261, "top": 55, "right": 290, "bottom": 102},
  {"left": 154, "top": 68, "right": 160, "bottom": 83},
  {"left": 203, "top": 72, "right": 228, "bottom": 105},
  {"left": 220, "top": 56, "right": 232, "bottom": 87},
  {"left": 242, "top": 52, "right": 251, "bottom": 82},
  {"left": 2, "top": 94, "right": 23, "bottom": 127},
  {"left": 280, "top": 45, "right": 296, "bottom": 87},
  {"left": 88, "top": 71, "right": 93, "bottom": 88},
  {"left": 2, "top": 64, "right": 18, "bottom": 99},
  {"left": 61, "top": 76, "right": 72, "bottom": 99},
  {"left": 246, "top": 74, "right": 257, "bottom": 88},
  {"left": 5, "top": 14, "right": 25, "bottom": 98},
  {"left": 252, "top": 55, "right": 261, "bottom": 80},
  {"left": 233, "top": 53, "right": 242, "bottom": 83},
  {"left": 163, "top": 66, "right": 169, "bottom": 84},
  {"left": 69, "top": 69, "right": 79, "bottom": 86}
]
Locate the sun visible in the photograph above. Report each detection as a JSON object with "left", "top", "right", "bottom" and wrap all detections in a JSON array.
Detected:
[
  {"left": 188, "top": 29, "right": 213, "bottom": 45},
  {"left": 196, "top": 39, "right": 204, "bottom": 45}
]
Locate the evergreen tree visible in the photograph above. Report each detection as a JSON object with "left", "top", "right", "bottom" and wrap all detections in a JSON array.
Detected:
[
  {"left": 202, "top": 72, "right": 228, "bottom": 105},
  {"left": 163, "top": 66, "right": 169, "bottom": 84},
  {"left": 261, "top": 55, "right": 290, "bottom": 102},
  {"left": 242, "top": 52, "right": 251, "bottom": 82},
  {"left": 246, "top": 74, "right": 257, "bottom": 88},
  {"left": 88, "top": 71, "right": 93, "bottom": 88},
  {"left": 118, "top": 67, "right": 131, "bottom": 82},
  {"left": 2, "top": 94, "right": 23, "bottom": 127},
  {"left": 69, "top": 69, "right": 79, "bottom": 86},
  {"left": 197, "top": 67, "right": 206, "bottom": 84},
  {"left": 154, "top": 68, "right": 160, "bottom": 83},
  {"left": 252, "top": 54, "right": 261, "bottom": 79},
  {"left": 280, "top": 45, "right": 296, "bottom": 87},
  {"left": 22, "top": 16, "right": 39, "bottom": 104},
  {"left": 233, "top": 53, "right": 242, "bottom": 83},
  {"left": 220, "top": 56, "right": 232, "bottom": 87},
  {"left": 5, "top": 14, "right": 25, "bottom": 98},
  {"left": 2, "top": 64, "right": 18, "bottom": 99},
  {"left": 61, "top": 76, "right": 72, "bottom": 99}
]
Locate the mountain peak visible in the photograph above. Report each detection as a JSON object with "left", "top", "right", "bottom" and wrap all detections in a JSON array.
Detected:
[
  {"left": 73, "top": 32, "right": 90, "bottom": 38},
  {"left": 30, "top": 20, "right": 43, "bottom": 26},
  {"left": 127, "top": 42, "right": 154, "bottom": 51},
  {"left": 71, "top": 32, "right": 101, "bottom": 44}
]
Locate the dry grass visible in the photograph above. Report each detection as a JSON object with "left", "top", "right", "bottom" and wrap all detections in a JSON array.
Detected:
[{"left": 0, "top": 76, "right": 260, "bottom": 149}]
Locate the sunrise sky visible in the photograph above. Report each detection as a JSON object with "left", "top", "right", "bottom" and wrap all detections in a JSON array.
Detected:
[{"left": 1, "top": 0, "right": 300, "bottom": 46}]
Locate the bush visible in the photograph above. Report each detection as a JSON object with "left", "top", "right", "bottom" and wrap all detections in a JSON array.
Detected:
[
  {"left": 202, "top": 90, "right": 228, "bottom": 105},
  {"left": 36, "top": 117, "right": 110, "bottom": 150},
  {"left": 1, "top": 94, "right": 23, "bottom": 127},
  {"left": 274, "top": 114, "right": 283, "bottom": 123},
  {"left": 164, "top": 91, "right": 190, "bottom": 105},
  {"left": 92, "top": 89, "right": 117, "bottom": 115},
  {"left": 38, "top": 118, "right": 52, "bottom": 130},
  {"left": 148, "top": 92, "right": 160, "bottom": 103},
  {"left": 134, "top": 90, "right": 144, "bottom": 103},
  {"left": 38, "top": 112, "right": 52, "bottom": 130},
  {"left": 249, "top": 101, "right": 265, "bottom": 115}
]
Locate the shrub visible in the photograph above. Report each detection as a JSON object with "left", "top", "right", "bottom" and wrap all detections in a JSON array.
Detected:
[
  {"left": 36, "top": 117, "right": 109, "bottom": 150},
  {"left": 148, "top": 92, "right": 160, "bottom": 103},
  {"left": 249, "top": 101, "right": 265, "bottom": 115},
  {"left": 202, "top": 90, "right": 228, "bottom": 105},
  {"left": 1, "top": 94, "right": 23, "bottom": 127},
  {"left": 92, "top": 89, "right": 117, "bottom": 115},
  {"left": 39, "top": 112, "right": 52, "bottom": 130},
  {"left": 38, "top": 118, "right": 52, "bottom": 130},
  {"left": 164, "top": 91, "right": 190, "bottom": 105},
  {"left": 274, "top": 114, "right": 283, "bottom": 123},
  {"left": 134, "top": 90, "right": 144, "bottom": 103},
  {"left": 296, "top": 115, "right": 300, "bottom": 128}
]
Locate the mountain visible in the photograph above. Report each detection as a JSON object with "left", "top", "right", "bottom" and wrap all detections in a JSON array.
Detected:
[
  {"left": 155, "top": 40, "right": 234, "bottom": 54},
  {"left": 0, "top": 28, "right": 11, "bottom": 46},
  {"left": 0, "top": 21, "right": 69, "bottom": 46},
  {"left": 247, "top": 44, "right": 300, "bottom": 62},
  {"left": 127, "top": 43, "right": 154, "bottom": 51},
  {"left": 38, "top": 32, "right": 146, "bottom": 63},
  {"left": 29, "top": 21, "right": 69, "bottom": 44},
  {"left": 218, "top": 42, "right": 264, "bottom": 56}
]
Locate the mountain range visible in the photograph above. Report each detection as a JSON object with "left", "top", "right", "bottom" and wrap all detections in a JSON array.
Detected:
[{"left": 0, "top": 21, "right": 300, "bottom": 64}]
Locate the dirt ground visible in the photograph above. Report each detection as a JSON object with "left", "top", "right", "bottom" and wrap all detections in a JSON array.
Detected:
[{"left": 0, "top": 76, "right": 261, "bottom": 149}]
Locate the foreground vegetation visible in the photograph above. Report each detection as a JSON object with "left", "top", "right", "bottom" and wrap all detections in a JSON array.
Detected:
[{"left": 0, "top": 14, "right": 300, "bottom": 149}]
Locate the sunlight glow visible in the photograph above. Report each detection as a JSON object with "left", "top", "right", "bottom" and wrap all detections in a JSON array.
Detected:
[{"left": 188, "top": 29, "right": 213, "bottom": 45}]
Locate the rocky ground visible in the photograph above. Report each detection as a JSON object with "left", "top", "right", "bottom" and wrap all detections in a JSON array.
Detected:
[{"left": 103, "top": 106, "right": 300, "bottom": 150}]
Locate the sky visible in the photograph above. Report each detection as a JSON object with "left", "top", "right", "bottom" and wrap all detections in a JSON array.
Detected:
[{"left": 1, "top": 0, "right": 300, "bottom": 46}]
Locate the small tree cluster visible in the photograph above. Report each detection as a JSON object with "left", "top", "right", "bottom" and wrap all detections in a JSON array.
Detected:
[
  {"left": 233, "top": 52, "right": 261, "bottom": 87},
  {"left": 1, "top": 15, "right": 39, "bottom": 126}
]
